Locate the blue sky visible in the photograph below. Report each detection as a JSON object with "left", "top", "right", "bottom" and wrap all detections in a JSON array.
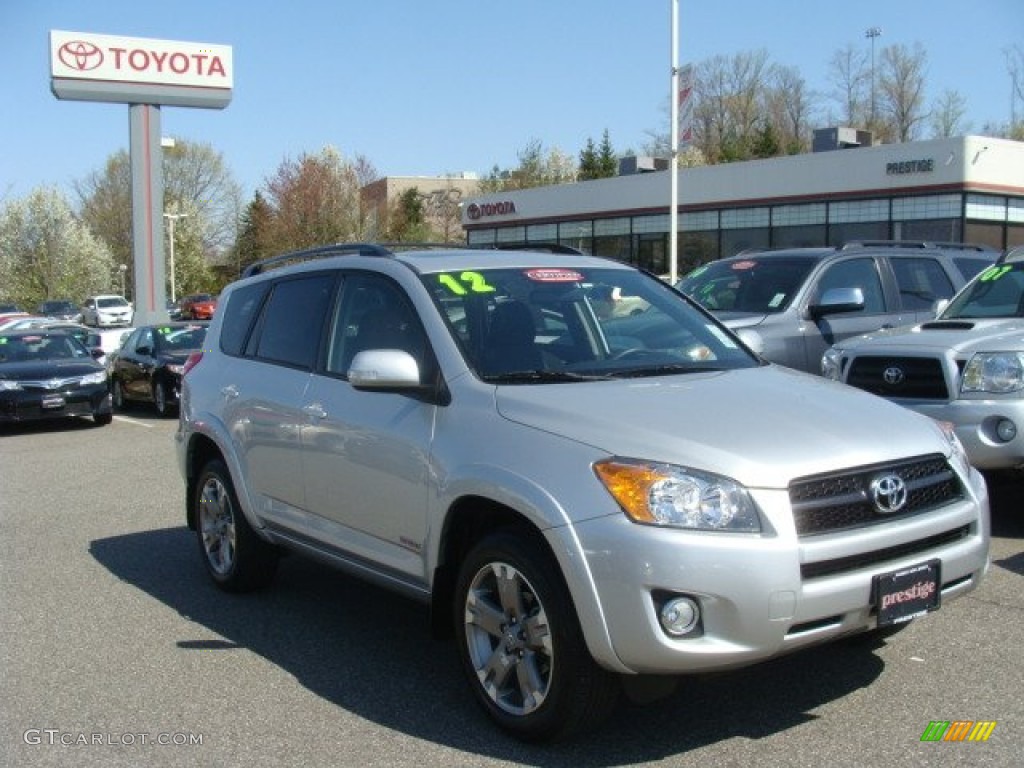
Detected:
[{"left": 1, "top": 0, "right": 1021, "bottom": 203}]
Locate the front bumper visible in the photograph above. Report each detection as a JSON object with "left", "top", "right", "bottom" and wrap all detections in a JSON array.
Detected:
[
  {"left": 0, "top": 385, "right": 112, "bottom": 423},
  {"left": 904, "top": 399, "right": 1024, "bottom": 470},
  {"left": 555, "top": 471, "right": 989, "bottom": 675}
]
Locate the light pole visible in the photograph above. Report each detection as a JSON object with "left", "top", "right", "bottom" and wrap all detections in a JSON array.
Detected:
[
  {"left": 118, "top": 263, "right": 127, "bottom": 297},
  {"left": 163, "top": 212, "right": 188, "bottom": 304},
  {"left": 865, "top": 26, "right": 882, "bottom": 126}
]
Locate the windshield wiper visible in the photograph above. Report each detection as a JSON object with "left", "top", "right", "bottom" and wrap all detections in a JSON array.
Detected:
[
  {"left": 483, "top": 369, "right": 616, "bottom": 384},
  {"left": 609, "top": 364, "right": 727, "bottom": 379}
]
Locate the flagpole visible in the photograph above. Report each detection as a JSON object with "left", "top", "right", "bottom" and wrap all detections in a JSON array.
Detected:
[{"left": 669, "top": 0, "right": 679, "bottom": 283}]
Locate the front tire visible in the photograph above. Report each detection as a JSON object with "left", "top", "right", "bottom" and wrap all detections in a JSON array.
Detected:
[
  {"left": 111, "top": 379, "right": 127, "bottom": 410},
  {"left": 195, "top": 459, "right": 278, "bottom": 592},
  {"left": 454, "top": 530, "right": 619, "bottom": 742}
]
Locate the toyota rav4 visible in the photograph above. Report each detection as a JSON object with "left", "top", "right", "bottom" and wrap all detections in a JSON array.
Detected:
[{"left": 176, "top": 243, "right": 989, "bottom": 741}]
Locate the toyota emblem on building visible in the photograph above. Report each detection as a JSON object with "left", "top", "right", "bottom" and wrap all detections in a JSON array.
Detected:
[
  {"left": 883, "top": 366, "right": 905, "bottom": 386},
  {"left": 870, "top": 473, "right": 908, "bottom": 514},
  {"left": 58, "top": 40, "right": 104, "bottom": 71}
]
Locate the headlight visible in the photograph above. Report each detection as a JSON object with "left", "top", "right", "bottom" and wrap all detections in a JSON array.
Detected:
[
  {"left": 593, "top": 458, "right": 761, "bottom": 532},
  {"left": 80, "top": 371, "right": 108, "bottom": 386},
  {"left": 961, "top": 352, "right": 1024, "bottom": 393},
  {"left": 0, "top": 379, "right": 22, "bottom": 391},
  {"left": 821, "top": 348, "right": 843, "bottom": 380},
  {"left": 934, "top": 420, "right": 970, "bottom": 474}
]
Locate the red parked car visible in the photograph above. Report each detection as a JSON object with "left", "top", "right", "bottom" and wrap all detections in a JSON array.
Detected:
[{"left": 179, "top": 293, "right": 218, "bottom": 320}]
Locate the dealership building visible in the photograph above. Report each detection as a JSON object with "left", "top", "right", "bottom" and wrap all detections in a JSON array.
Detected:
[{"left": 461, "top": 134, "right": 1024, "bottom": 276}]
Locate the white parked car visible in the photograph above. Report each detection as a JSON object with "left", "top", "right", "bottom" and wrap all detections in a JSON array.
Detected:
[{"left": 81, "top": 295, "right": 134, "bottom": 328}]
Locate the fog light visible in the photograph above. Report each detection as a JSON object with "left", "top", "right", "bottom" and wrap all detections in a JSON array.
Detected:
[
  {"left": 996, "top": 418, "right": 1017, "bottom": 443},
  {"left": 659, "top": 596, "right": 700, "bottom": 636}
]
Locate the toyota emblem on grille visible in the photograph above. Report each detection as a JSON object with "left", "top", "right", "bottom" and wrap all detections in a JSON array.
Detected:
[
  {"left": 870, "top": 473, "right": 908, "bottom": 514},
  {"left": 882, "top": 366, "right": 905, "bottom": 385}
]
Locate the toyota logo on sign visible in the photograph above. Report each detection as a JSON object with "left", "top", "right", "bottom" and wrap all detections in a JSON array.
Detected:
[
  {"left": 58, "top": 40, "right": 104, "bottom": 71},
  {"left": 466, "top": 203, "right": 481, "bottom": 221},
  {"left": 870, "top": 473, "right": 908, "bottom": 514}
]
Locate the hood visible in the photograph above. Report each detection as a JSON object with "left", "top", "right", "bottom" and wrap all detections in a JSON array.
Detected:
[
  {"left": 1, "top": 359, "right": 105, "bottom": 381},
  {"left": 493, "top": 366, "right": 948, "bottom": 490},
  {"left": 841, "top": 317, "right": 1024, "bottom": 355}
]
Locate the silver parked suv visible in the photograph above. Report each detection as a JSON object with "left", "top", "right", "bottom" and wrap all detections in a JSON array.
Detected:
[
  {"left": 678, "top": 241, "right": 997, "bottom": 373},
  {"left": 176, "top": 244, "right": 990, "bottom": 741},
  {"left": 824, "top": 246, "right": 1024, "bottom": 471}
]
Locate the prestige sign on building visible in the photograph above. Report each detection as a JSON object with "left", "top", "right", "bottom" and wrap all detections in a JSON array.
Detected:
[{"left": 50, "top": 30, "right": 232, "bottom": 108}]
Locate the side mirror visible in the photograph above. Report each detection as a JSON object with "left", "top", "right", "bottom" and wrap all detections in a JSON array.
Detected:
[
  {"left": 932, "top": 298, "right": 950, "bottom": 318},
  {"left": 348, "top": 349, "right": 421, "bottom": 390},
  {"left": 809, "top": 287, "right": 865, "bottom": 318}
]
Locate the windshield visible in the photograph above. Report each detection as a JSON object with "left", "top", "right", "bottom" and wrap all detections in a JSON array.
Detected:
[
  {"left": 0, "top": 333, "right": 92, "bottom": 363},
  {"left": 941, "top": 262, "right": 1024, "bottom": 319},
  {"left": 421, "top": 266, "right": 759, "bottom": 382},
  {"left": 155, "top": 325, "right": 207, "bottom": 352},
  {"left": 678, "top": 256, "right": 817, "bottom": 313},
  {"left": 98, "top": 297, "right": 129, "bottom": 309}
]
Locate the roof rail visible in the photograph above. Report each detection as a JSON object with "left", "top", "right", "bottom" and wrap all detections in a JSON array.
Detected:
[
  {"left": 999, "top": 245, "right": 1024, "bottom": 264},
  {"left": 490, "top": 243, "right": 588, "bottom": 255},
  {"left": 839, "top": 240, "right": 994, "bottom": 252},
  {"left": 241, "top": 242, "right": 394, "bottom": 278}
]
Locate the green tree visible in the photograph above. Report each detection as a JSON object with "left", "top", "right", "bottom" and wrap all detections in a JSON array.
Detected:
[
  {"left": 230, "top": 191, "right": 275, "bottom": 277},
  {"left": 166, "top": 204, "right": 215, "bottom": 298},
  {"left": 579, "top": 130, "right": 618, "bottom": 181},
  {"left": 382, "top": 187, "right": 435, "bottom": 242},
  {"left": 0, "top": 186, "right": 114, "bottom": 308},
  {"left": 480, "top": 139, "right": 577, "bottom": 192}
]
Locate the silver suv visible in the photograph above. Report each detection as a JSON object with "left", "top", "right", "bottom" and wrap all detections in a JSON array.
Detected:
[
  {"left": 176, "top": 244, "right": 989, "bottom": 741},
  {"left": 824, "top": 247, "right": 1024, "bottom": 471},
  {"left": 678, "top": 242, "right": 997, "bottom": 373}
]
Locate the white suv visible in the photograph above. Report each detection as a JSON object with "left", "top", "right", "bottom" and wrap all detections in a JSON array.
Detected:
[{"left": 176, "top": 244, "right": 989, "bottom": 741}]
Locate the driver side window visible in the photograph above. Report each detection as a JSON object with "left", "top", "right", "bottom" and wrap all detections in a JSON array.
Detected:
[{"left": 815, "top": 258, "right": 885, "bottom": 314}]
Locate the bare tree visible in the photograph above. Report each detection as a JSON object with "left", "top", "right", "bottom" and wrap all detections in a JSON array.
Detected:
[
  {"left": 878, "top": 43, "right": 929, "bottom": 142},
  {"left": 765, "top": 64, "right": 819, "bottom": 153},
  {"left": 930, "top": 89, "right": 969, "bottom": 138},
  {"left": 1007, "top": 44, "right": 1024, "bottom": 127},
  {"left": 827, "top": 43, "right": 870, "bottom": 128},
  {"left": 692, "top": 50, "right": 772, "bottom": 162}
]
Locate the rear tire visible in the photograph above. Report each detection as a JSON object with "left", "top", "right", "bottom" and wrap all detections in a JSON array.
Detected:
[
  {"left": 454, "top": 529, "right": 619, "bottom": 742},
  {"left": 111, "top": 379, "right": 127, "bottom": 410},
  {"left": 153, "top": 380, "right": 173, "bottom": 417},
  {"left": 195, "top": 459, "right": 278, "bottom": 592}
]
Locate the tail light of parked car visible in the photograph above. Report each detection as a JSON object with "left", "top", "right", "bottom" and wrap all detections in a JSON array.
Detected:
[{"left": 183, "top": 351, "right": 203, "bottom": 376}]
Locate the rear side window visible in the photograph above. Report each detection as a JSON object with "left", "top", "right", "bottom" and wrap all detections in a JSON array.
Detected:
[
  {"left": 251, "top": 275, "right": 335, "bottom": 369},
  {"left": 220, "top": 282, "right": 271, "bottom": 356},
  {"left": 890, "top": 257, "right": 955, "bottom": 310}
]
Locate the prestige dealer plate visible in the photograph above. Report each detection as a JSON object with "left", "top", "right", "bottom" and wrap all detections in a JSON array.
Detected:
[{"left": 874, "top": 559, "right": 941, "bottom": 626}]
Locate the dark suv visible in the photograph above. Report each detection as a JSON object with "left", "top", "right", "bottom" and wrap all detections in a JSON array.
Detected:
[{"left": 679, "top": 241, "right": 998, "bottom": 373}]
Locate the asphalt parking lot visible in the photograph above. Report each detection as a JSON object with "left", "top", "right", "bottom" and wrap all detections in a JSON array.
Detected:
[{"left": 1, "top": 413, "right": 1021, "bottom": 768}]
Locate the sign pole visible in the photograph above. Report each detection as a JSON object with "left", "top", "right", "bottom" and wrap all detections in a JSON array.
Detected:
[{"left": 669, "top": 0, "right": 679, "bottom": 284}]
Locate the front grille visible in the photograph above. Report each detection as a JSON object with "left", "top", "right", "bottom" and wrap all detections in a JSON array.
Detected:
[
  {"left": 801, "top": 525, "right": 970, "bottom": 579},
  {"left": 790, "top": 454, "right": 963, "bottom": 536},
  {"left": 845, "top": 355, "right": 948, "bottom": 399}
]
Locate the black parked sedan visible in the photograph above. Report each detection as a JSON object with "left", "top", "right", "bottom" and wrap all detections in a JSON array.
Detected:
[
  {"left": 0, "top": 330, "right": 112, "bottom": 426},
  {"left": 110, "top": 322, "right": 207, "bottom": 417}
]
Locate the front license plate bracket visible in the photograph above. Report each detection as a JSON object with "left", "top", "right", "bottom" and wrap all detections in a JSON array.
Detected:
[{"left": 873, "top": 559, "right": 941, "bottom": 627}]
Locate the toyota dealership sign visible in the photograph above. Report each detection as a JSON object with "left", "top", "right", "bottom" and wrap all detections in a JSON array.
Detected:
[{"left": 50, "top": 30, "right": 233, "bottom": 108}]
